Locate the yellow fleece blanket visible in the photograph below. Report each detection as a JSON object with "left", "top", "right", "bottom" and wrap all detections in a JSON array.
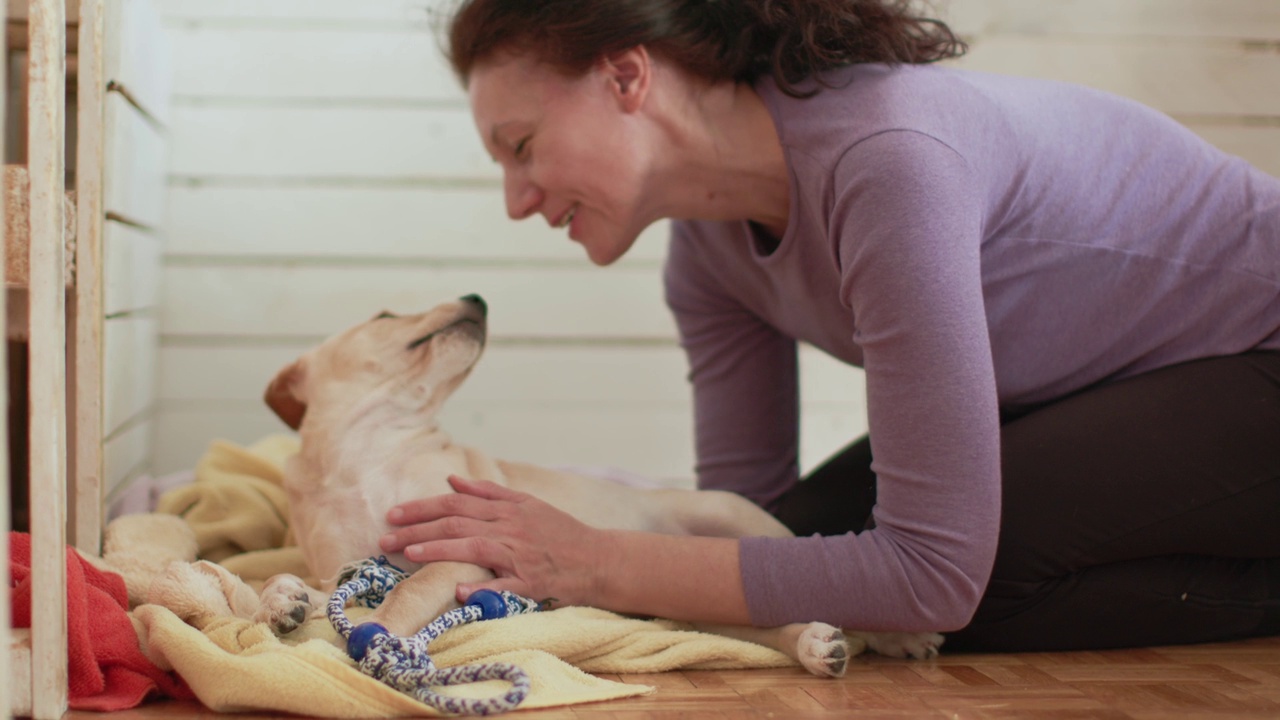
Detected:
[{"left": 140, "top": 436, "right": 807, "bottom": 716}]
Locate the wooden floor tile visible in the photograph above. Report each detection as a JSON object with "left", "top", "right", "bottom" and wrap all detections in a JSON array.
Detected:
[{"left": 48, "top": 635, "right": 1279, "bottom": 720}]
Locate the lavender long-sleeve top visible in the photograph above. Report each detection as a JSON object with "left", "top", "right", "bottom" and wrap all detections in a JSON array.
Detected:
[{"left": 663, "top": 64, "right": 1280, "bottom": 632}]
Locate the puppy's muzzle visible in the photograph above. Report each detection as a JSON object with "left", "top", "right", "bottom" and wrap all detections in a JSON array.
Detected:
[
  {"left": 407, "top": 294, "right": 489, "bottom": 350},
  {"left": 460, "top": 293, "right": 487, "bottom": 316}
]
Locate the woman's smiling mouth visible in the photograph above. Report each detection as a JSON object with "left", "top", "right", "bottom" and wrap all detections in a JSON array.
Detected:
[{"left": 554, "top": 205, "right": 577, "bottom": 229}]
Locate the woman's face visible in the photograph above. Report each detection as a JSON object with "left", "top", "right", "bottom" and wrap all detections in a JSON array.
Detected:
[{"left": 468, "top": 53, "right": 652, "bottom": 266}]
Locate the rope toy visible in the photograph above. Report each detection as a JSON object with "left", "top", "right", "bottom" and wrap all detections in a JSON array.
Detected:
[{"left": 328, "top": 556, "right": 544, "bottom": 716}]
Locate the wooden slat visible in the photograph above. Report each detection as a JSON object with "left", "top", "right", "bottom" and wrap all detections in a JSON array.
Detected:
[
  {"left": 4, "top": 0, "right": 77, "bottom": 23},
  {"left": 103, "top": 220, "right": 159, "bottom": 315},
  {"left": 6, "top": 632, "right": 32, "bottom": 718},
  {"left": 0, "top": 0, "right": 9, "bottom": 714},
  {"left": 159, "top": 265, "right": 675, "bottom": 339},
  {"left": 103, "top": 315, "right": 156, "bottom": 438},
  {"left": 73, "top": 0, "right": 107, "bottom": 557},
  {"left": 26, "top": 0, "right": 70, "bottom": 717},
  {"left": 3, "top": 165, "right": 77, "bottom": 289},
  {"left": 165, "top": 185, "right": 671, "bottom": 263}
]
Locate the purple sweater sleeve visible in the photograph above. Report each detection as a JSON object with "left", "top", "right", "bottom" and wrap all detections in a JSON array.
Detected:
[
  {"left": 664, "top": 236, "right": 802, "bottom": 510},
  {"left": 670, "top": 131, "right": 1002, "bottom": 632}
]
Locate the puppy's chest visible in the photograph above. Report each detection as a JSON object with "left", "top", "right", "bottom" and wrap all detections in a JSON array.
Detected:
[
  {"left": 290, "top": 467, "right": 440, "bottom": 551},
  {"left": 283, "top": 475, "right": 384, "bottom": 564}
]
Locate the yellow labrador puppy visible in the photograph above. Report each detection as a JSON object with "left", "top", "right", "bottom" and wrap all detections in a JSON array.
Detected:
[{"left": 257, "top": 294, "right": 942, "bottom": 676}]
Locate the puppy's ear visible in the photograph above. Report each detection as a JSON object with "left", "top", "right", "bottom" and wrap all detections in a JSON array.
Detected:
[{"left": 264, "top": 360, "right": 308, "bottom": 430}]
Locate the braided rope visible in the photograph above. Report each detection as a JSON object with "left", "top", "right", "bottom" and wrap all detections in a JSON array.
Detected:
[{"left": 328, "top": 556, "right": 543, "bottom": 716}]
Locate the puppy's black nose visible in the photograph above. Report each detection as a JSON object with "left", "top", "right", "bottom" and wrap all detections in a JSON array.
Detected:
[{"left": 461, "top": 293, "right": 487, "bottom": 316}]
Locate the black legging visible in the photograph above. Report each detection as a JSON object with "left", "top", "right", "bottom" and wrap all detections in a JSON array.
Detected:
[{"left": 772, "top": 351, "right": 1280, "bottom": 652}]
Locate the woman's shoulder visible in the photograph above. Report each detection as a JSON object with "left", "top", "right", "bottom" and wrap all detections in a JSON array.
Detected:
[{"left": 759, "top": 63, "right": 1183, "bottom": 186}]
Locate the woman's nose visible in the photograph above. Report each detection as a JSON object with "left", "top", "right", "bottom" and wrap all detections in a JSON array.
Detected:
[{"left": 504, "top": 170, "right": 541, "bottom": 220}]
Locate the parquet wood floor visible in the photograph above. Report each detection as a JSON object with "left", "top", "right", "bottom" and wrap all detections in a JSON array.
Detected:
[{"left": 56, "top": 635, "right": 1280, "bottom": 719}]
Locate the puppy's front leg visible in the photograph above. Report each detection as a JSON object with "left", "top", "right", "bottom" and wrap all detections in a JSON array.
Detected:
[
  {"left": 364, "top": 562, "right": 495, "bottom": 637},
  {"left": 255, "top": 573, "right": 327, "bottom": 634}
]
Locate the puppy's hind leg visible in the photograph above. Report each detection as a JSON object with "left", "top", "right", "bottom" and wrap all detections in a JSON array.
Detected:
[
  {"left": 655, "top": 489, "right": 794, "bottom": 539},
  {"left": 693, "top": 621, "right": 857, "bottom": 678},
  {"left": 848, "top": 630, "right": 945, "bottom": 660}
]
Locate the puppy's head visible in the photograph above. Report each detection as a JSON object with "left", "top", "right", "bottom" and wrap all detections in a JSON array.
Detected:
[{"left": 264, "top": 294, "right": 488, "bottom": 432}]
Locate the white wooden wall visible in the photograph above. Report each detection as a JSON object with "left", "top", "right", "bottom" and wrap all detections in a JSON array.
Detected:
[
  {"left": 151, "top": 0, "right": 1280, "bottom": 485},
  {"left": 99, "top": 0, "right": 171, "bottom": 511}
]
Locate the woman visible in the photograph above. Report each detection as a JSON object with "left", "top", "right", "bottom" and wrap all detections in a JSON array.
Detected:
[{"left": 379, "top": 0, "right": 1280, "bottom": 651}]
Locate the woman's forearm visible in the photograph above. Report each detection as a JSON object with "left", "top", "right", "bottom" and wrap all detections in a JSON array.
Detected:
[{"left": 589, "top": 530, "right": 753, "bottom": 625}]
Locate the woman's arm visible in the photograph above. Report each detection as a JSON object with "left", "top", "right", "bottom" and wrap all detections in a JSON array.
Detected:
[
  {"left": 664, "top": 224, "right": 804, "bottom": 511},
  {"left": 741, "top": 130, "right": 1001, "bottom": 631},
  {"left": 379, "top": 475, "right": 753, "bottom": 624}
]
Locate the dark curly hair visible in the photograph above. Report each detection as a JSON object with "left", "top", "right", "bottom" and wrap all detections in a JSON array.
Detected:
[{"left": 442, "top": 0, "right": 966, "bottom": 98}]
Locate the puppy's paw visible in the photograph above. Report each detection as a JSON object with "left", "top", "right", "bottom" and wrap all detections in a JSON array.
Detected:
[
  {"left": 796, "top": 622, "right": 850, "bottom": 678},
  {"left": 254, "top": 573, "right": 318, "bottom": 634},
  {"left": 857, "top": 630, "right": 945, "bottom": 660}
]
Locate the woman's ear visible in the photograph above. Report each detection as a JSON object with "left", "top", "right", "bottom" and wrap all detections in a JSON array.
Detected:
[{"left": 602, "top": 45, "right": 652, "bottom": 112}]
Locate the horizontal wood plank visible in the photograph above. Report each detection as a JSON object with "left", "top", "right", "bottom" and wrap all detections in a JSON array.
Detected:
[
  {"left": 104, "top": 415, "right": 152, "bottom": 497},
  {"left": 104, "top": 316, "right": 158, "bottom": 436},
  {"left": 158, "top": 343, "right": 866, "bottom": 406},
  {"left": 154, "top": 342, "right": 865, "bottom": 480},
  {"left": 161, "top": 10, "right": 1280, "bottom": 105},
  {"left": 168, "top": 26, "right": 461, "bottom": 101},
  {"left": 158, "top": 0, "right": 1280, "bottom": 41},
  {"left": 941, "top": 0, "right": 1280, "bottom": 40},
  {"left": 147, "top": 0, "right": 1269, "bottom": 39},
  {"left": 953, "top": 36, "right": 1280, "bottom": 116},
  {"left": 158, "top": 265, "right": 675, "bottom": 339},
  {"left": 165, "top": 185, "right": 670, "bottom": 262},
  {"left": 1191, "top": 124, "right": 1280, "bottom": 178},
  {"left": 104, "top": 220, "right": 161, "bottom": 315},
  {"left": 151, "top": 399, "right": 864, "bottom": 481},
  {"left": 158, "top": 0, "right": 433, "bottom": 23},
  {"left": 168, "top": 105, "right": 486, "bottom": 179},
  {"left": 55, "top": 636, "right": 1280, "bottom": 719},
  {"left": 165, "top": 32, "right": 1280, "bottom": 116},
  {"left": 108, "top": 0, "right": 172, "bottom": 125},
  {"left": 105, "top": 92, "right": 167, "bottom": 227},
  {"left": 168, "top": 103, "right": 1277, "bottom": 183}
]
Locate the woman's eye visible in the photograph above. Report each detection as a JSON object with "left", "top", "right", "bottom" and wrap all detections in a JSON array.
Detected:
[
  {"left": 514, "top": 137, "right": 530, "bottom": 159},
  {"left": 375, "top": 311, "right": 396, "bottom": 320}
]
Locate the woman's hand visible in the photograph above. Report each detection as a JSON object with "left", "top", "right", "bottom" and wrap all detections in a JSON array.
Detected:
[{"left": 379, "top": 475, "right": 611, "bottom": 605}]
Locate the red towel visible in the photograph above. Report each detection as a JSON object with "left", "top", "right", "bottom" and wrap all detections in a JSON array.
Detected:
[{"left": 9, "top": 531, "right": 193, "bottom": 711}]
